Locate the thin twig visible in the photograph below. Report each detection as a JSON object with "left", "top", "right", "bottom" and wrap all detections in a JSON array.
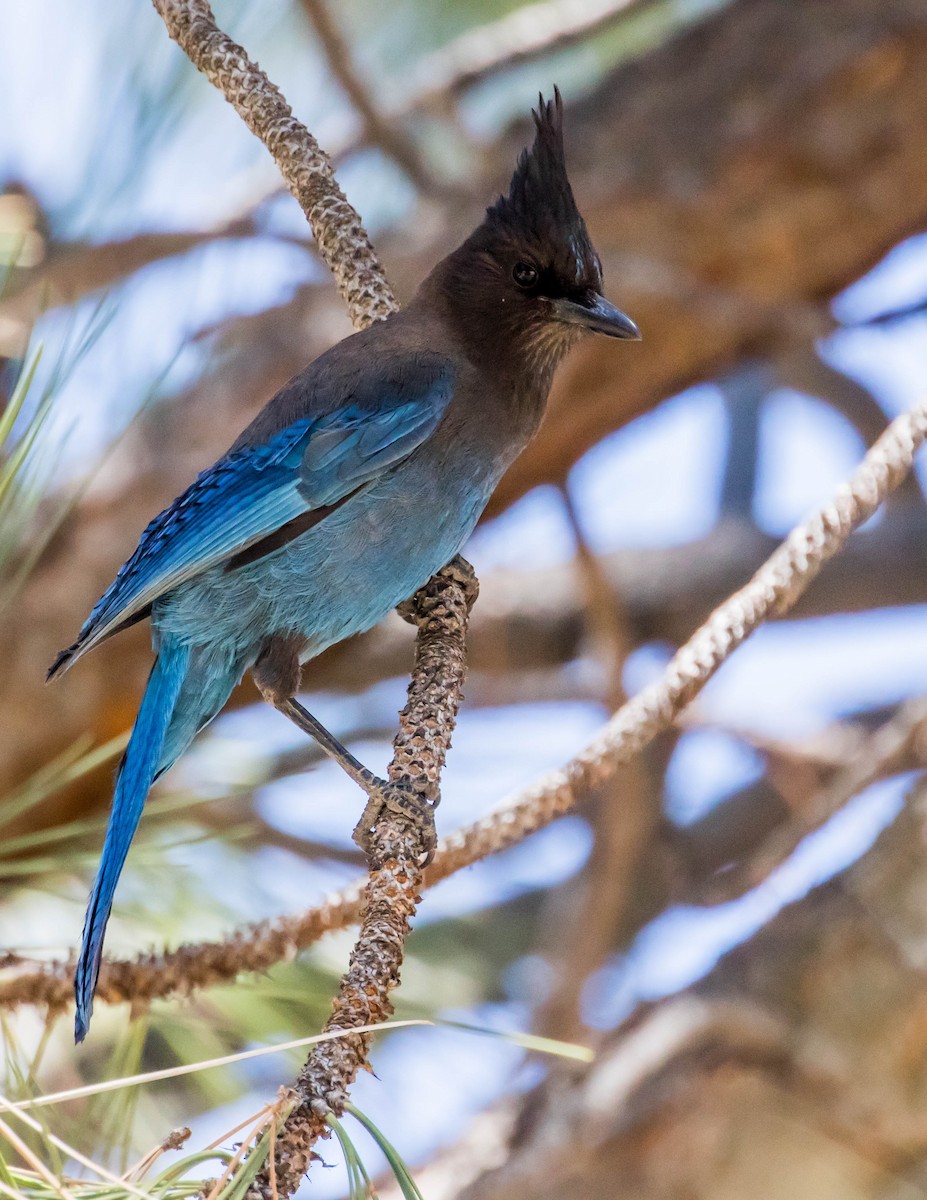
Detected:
[
  {"left": 773, "top": 338, "right": 925, "bottom": 508},
  {"left": 534, "top": 487, "right": 660, "bottom": 1040},
  {"left": 405, "top": 0, "right": 653, "bottom": 111},
  {"left": 688, "top": 697, "right": 927, "bottom": 906},
  {"left": 559, "top": 482, "right": 632, "bottom": 710}
]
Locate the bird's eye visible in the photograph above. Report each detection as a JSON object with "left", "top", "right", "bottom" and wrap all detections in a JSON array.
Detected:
[{"left": 512, "top": 261, "right": 539, "bottom": 289}]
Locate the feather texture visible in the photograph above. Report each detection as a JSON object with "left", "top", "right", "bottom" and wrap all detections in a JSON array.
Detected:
[{"left": 74, "top": 638, "right": 190, "bottom": 1042}]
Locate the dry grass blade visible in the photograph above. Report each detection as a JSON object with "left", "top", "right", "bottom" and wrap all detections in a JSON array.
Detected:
[
  {"left": 4, "top": 1022, "right": 432, "bottom": 1113},
  {"left": 0, "top": 1096, "right": 153, "bottom": 1200},
  {"left": 0, "top": 1118, "right": 77, "bottom": 1200}
]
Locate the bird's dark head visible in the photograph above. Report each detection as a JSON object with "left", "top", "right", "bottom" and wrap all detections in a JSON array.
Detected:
[{"left": 432, "top": 89, "right": 639, "bottom": 372}]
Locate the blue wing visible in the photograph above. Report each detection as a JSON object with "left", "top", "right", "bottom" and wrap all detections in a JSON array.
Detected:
[{"left": 51, "top": 364, "right": 454, "bottom": 676}]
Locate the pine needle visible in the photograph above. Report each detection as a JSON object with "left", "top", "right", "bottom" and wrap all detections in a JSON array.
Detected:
[{"left": 6, "top": 1022, "right": 433, "bottom": 1112}]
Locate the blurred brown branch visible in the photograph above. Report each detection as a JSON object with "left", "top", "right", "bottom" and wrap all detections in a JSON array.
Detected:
[
  {"left": 535, "top": 487, "right": 661, "bottom": 1040},
  {"left": 685, "top": 697, "right": 927, "bottom": 906},
  {"left": 404, "top": 0, "right": 653, "bottom": 113},
  {"left": 772, "top": 339, "right": 926, "bottom": 508},
  {"left": 0, "top": 214, "right": 311, "bottom": 352}
]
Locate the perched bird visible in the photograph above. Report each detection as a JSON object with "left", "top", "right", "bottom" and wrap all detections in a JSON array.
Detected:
[{"left": 50, "top": 89, "right": 640, "bottom": 1042}]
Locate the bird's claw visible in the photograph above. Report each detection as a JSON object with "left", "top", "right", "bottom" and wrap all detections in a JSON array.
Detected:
[{"left": 352, "top": 779, "right": 438, "bottom": 867}]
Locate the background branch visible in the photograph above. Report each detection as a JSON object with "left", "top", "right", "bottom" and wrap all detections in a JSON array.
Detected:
[
  {"left": 299, "top": 0, "right": 437, "bottom": 193},
  {"left": 534, "top": 487, "right": 662, "bottom": 1040},
  {"left": 405, "top": 0, "right": 652, "bottom": 111}
]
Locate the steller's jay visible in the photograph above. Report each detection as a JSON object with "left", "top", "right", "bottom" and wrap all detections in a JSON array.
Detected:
[{"left": 49, "top": 90, "right": 640, "bottom": 1042}]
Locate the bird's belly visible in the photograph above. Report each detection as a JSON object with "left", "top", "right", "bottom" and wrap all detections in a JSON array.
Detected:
[{"left": 154, "top": 455, "right": 494, "bottom": 662}]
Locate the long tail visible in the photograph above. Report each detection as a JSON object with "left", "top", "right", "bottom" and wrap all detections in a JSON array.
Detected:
[{"left": 74, "top": 639, "right": 190, "bottom": 1043}]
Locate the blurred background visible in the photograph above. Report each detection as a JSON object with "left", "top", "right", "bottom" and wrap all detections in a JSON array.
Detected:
[{"left": 2, "top": 0, "right": 927, "bottom": 1196}]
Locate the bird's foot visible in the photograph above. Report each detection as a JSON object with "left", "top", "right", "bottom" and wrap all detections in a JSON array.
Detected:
[{"left": 352, "top": 779, "right": 438, "bottom": 868}]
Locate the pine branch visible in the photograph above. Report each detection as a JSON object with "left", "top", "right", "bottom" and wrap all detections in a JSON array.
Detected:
[
  {"left": 152, "top": 0, "right": 395, "bottom": 329},
  {"left": 148, "top": 2, "right": 468, "bottom": 1189},
  {"left": 7, "top": 397, "right": 927, "bottom": 1022},
  {"left": 248, "top": 560, "right": 476, "bottom": 1197}
]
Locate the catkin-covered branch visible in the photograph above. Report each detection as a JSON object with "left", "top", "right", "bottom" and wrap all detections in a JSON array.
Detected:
[
  {"left": 152, "top": 0, "right": 395, "bottom": 329},
  {"left": 248, "top": 559, "right": 477, "bottom": 1198},
  {"left": 6, "top": 397, "right": 927, "bottom": 1019},
  {"left": 149, "top": 1, "right": 467, "bottom": 1188}
]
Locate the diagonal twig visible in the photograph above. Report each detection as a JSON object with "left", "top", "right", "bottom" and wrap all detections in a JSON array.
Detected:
[
  {"left": 687, "top": 697, "right": 927, "bottom": 906},
  {"left": 153, "top": 0, "right": 395, "bottom": 329},
  {"left": 405, "top": 0, "right": 653, "bottom": 112},
  {"left": 7, "top": 397, "right": 927, "bottom": 1019}
]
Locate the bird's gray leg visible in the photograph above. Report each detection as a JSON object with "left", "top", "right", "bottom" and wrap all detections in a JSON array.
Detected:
[
  {"left": 274, "top": 697, "right": 380, "bottom": 791},
  {"left": 253, "top": 635, "right": 436, "bottom": 863}
]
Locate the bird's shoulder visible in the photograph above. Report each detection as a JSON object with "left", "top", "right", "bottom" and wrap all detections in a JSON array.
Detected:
[{"left": 228, "top": 312, "right": 457, "bottom": 456}]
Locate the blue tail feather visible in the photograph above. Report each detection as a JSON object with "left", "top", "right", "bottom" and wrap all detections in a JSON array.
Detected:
[{"left": 74, "top": 639, "right": 190, "bottom": 1043}]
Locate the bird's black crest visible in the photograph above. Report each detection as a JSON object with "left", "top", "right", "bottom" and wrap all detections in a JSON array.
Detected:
[
  {"left": 478, "top": 88, "right": 600, "bottom": 288},
  {"left": 490, "top": 89, "right": 571, "bottom": 230}
]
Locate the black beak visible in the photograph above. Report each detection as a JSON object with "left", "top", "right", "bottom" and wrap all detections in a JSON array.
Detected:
[{"left": 553, "top": 293, "right": 641, "bottom": 340}]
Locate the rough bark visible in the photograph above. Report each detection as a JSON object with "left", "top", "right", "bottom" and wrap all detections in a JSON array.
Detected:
[{"left": 3, "top": 0, "right": 927, "bottom": 803}]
